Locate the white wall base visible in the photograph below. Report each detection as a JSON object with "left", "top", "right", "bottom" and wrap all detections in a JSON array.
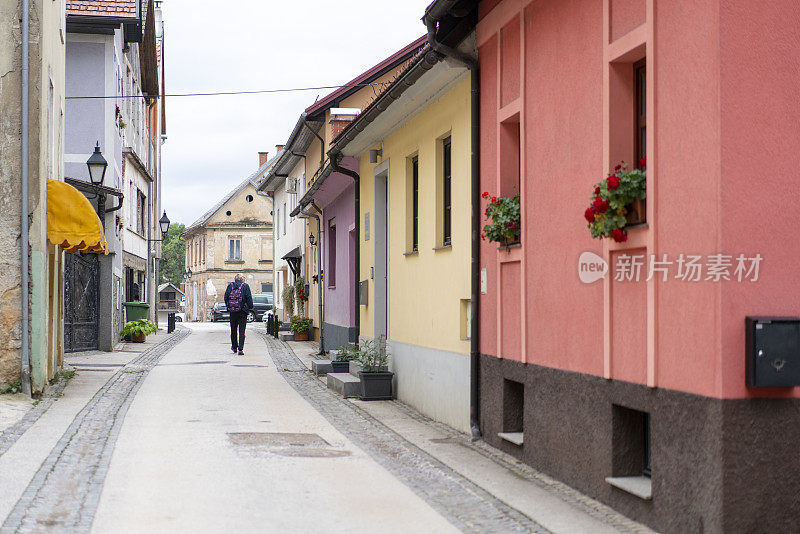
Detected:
[{"left": 387, "top": 340, "right": 470, "bottom": 433}]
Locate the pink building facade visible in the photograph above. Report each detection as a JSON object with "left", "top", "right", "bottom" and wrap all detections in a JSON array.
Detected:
[{"left": 428, "top": 1, "right": 800, "bottom": 532}]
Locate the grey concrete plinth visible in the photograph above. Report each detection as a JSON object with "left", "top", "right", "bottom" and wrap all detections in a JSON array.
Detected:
[
  {"left": 312, "top": 359, "right": 333, "bottom": 376},
  {"left": 326, "top": 373, "right": 360, "bottom": 398},
  {"left": 279, "top": 333, "right": 295, "bottom": 342}
]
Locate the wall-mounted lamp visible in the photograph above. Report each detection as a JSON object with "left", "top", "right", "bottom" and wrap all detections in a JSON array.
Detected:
[
  {"left": 86, "top": 142, "right": 108, "bottom": 186},
  {"left": 309, "top": 232, "right": 316, "bottom": 246},
  {"left": 369, "top": 148, "right": 382, "bottom": 163}
]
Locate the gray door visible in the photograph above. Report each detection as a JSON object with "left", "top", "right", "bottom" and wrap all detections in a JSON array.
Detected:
[
  {"left": 64, "top": 252, "right": 100, "bottom": 353},
  {"left": 374, "top": 169, "right": 389, "bottom": 338}
]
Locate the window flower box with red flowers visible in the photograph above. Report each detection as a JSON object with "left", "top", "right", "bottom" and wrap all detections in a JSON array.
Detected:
[
  {"left": 585, "top": 158, "right": 647, "bottom": 243},
  {"left": 481, "top": 191, "right": 521, "bottom": 247}
]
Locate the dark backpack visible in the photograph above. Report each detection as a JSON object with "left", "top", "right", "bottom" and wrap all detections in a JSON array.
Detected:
[{"left": 228, "top": 283, "right": 243, "bottom": 312}]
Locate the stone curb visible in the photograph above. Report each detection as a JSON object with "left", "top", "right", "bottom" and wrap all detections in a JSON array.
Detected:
[
  {"left": 263, "top": 333, "right": 550, "bottom": 534},
  {"left": 0, "top": 327, "right": 190, "bottom": 533}
]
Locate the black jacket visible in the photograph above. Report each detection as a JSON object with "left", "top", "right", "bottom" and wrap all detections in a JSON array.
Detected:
[{"left": 224, "top": 280, "right": 253, "bottom": 312}]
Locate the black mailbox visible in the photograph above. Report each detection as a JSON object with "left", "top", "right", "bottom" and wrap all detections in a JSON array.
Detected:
[{"left": 746, "top": 316, "right": 800, "bottom": 387}]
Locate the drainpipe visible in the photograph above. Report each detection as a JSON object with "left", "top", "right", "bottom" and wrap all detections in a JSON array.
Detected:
[
  {"left": 20, "top": 0, "right": 31, "bottom": 396},
  {"left": 301, "top": 118, "right": 324, "bottom": 176},
  {"left": 425, "top": 18, "right": 481, "bottom": 439},
  {"left": 329, "top": 154, "right": 360, "bottom": 342},
  {"left": 145, "top": 98, "right": 157, "bottom": 315},
  {"left": 300, "top": 203, "right": 324, "bottom": 354}
]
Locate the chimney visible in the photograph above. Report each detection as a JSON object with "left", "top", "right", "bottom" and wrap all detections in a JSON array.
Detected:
[
  {"left": 258, "top": 151, "right": 269, "bottom": 166},
  {"left": 276, "top": 144, "right": 285, "bottom": 155}
]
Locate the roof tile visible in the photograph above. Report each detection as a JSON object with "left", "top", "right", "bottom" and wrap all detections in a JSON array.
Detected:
[{"left": 66, "top": 0, "right": 138, "bottom": 18}]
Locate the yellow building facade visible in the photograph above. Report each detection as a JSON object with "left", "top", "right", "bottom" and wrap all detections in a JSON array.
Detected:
[{"left": 336, "top": 59, "right": 472, "bottom": 431}]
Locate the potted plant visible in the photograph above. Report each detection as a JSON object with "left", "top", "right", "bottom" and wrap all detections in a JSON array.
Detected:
[
  {"left": 331, "top": 342, "right": 358, "bottom": 373},
  {"left": 481, "top": 191, "right": 521, "bottom": 248},
  {"left": 356, "top": 337, "right": 393, "bottom": 401},
  {"left": 290, "top": 316, "right": 312, "bottom": 341},
  {"left": 584, "top": 157, "right": 647, "bottom": 243},
  {"left": 120, "top": 318, "right": 158, "bottom": 343}
]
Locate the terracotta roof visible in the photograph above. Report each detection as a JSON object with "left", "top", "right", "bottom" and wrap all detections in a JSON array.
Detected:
[
  {"left": 305, "top": 35, "right": 427, "bottom": 116},
  {"left": 330, "top": 44, "right": 432, "bottom": 145},
  {"left": 66, "top": 0, "right": 138, "bottom": 18}
]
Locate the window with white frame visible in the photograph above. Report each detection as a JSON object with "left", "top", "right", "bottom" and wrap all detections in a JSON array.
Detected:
[{"left": 228, "top": 237, "right": 242, "bottom": 261}]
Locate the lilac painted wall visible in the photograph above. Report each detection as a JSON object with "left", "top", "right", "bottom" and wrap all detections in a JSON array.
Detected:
[
  {"left": 322, "top": 181, "right": 355, "bottom": 330},
  {"left": 65, "top": 40, "right": 111, "bottom": 181}
]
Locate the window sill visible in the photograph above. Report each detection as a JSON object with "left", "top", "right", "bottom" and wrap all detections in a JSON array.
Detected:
[
  {"left": 225, "top": 260, "right": 244, "bottom": 264},
  {"left": 624, "top": 222, "right": 649, "bottom": 231},
  {"left": 433, "top": 244, "right": 452, "bottom": 252},
  {"left": 605, "top": 476, "right": 652, "bottom": 500},
  {"left": 497, "top": 242, "right": 521, "bottom": 251},
  {"left": 403, "top": 250, "right": 419, "bottom": 257},
  {"left": 258, "top": 260, "right": 272, "bottom": 264},
  {"left": 497, "top": 432, "right": 524, "bottom": 446},
  {"left": 327, "top": 285, "right": 336, "bottom": 290}
]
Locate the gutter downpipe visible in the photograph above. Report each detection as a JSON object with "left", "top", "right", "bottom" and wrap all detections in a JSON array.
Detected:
[
  {"left": 329, "top": 154, "right": 360, "bottom": 342},
  {"left": 146, "top": 98, "right": 157, "bottom": 314},
  {"left": 301, "top": 118, "right": 324, "bottom": 177},
  {"left": 20, "top": 0, "right": 31, "bottom": 396},
  {"left": 300, "top": 203, "right": 324, "bottom": 354},
  {"left": 425, "top": 18, "right": 481, "bottom": 439}
]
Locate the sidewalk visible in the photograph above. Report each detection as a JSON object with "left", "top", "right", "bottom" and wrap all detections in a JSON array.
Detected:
[
  {"left": 0, "top": 328, "right": 184, "bottom": 525},
  {"left": 284, "top": 338, "right": 654, "bottom": 534}
]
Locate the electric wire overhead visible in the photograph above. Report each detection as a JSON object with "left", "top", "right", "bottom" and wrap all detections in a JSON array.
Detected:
[{"left": 65, "top": 82, "right": 391, "bottom": 99}]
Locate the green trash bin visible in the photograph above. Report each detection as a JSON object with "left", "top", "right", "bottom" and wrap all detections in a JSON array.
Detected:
[{"left": 123, "top": 302, "right": 150, "bottom": 322}]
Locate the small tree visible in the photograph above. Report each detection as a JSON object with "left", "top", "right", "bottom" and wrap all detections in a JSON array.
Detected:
[
  {"left": 294, "top": 276, "right": 307, "bottom": 316},
  {"left": 282, "top": 284, "right": 295, "bottom": 318}
]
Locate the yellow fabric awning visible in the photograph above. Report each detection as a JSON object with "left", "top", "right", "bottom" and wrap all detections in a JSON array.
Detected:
[{"left": 47, "top": 180, "right": 108, "bottom": 254}]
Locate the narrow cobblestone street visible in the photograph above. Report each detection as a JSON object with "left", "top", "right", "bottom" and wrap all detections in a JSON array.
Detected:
[{"left": 0, "top": 324, "right": 653, "bottom": 533}]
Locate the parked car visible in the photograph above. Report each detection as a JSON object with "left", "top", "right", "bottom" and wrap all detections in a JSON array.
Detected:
[
  {"left": 251, "top": 293, "right": 274, "bottom": 322},
  {"left": 210, "top": 302, "right": 229, "bottom": 322}
]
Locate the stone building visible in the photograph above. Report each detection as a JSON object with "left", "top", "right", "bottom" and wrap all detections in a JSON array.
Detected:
[
  {"left": 183, "top": 153, "right": 277, "bottom": 322},
  {"left": 0, "top": 0, "right": 68, "bottom": 393}
]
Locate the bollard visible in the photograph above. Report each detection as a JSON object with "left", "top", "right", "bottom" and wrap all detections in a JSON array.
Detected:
[{"left": 168, "top": 313, "right": 176, "bottom": 333}]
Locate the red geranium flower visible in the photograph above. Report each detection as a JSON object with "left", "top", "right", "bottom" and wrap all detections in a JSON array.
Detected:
[
  {"left": 480, "top": 232, "right": 485, "bottom": 240},
  {"left": 607, "top": 175, "right": 621, "bottom": 190},
  {"left": 639, "top": 156, "right": 646, "bottom": 168},
  {"left": 614, "top": 164, "right": 622, "bottom": 171},
  {"left": 592, "top": 196, "right": 609, "bottom": 213},
  {"left": 481, "top": 192, "right": 489, "bottom": 199},
  {"left": 611, "top": 229, "right": 627, "bottom": 242},
  {"left": 491, "top": 196, "right": 497, "bottom": 203},
  {"left": 594, "top": 186, "right": 601, "bottom": 194},
  {"left": 584, "top": 207, "right": 596, "bottom": 223}
]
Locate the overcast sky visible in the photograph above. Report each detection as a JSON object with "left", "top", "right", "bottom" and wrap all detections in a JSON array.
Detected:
[{"left": 160, "top": 0, "right": 432, "bottom": 227}]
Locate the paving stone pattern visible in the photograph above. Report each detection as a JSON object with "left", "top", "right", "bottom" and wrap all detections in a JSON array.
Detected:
[
  {"left": 387, "top": 402, "right": 655, "bottom": 534},
  {"left": 0, "top": 329, "right": 190, "bottom": 534},
  {"left": 263, "top": 334, "right": 550, "bottom": 534},
  {"left": 0, "top": 376, "right": 71, "bottom": 459}
]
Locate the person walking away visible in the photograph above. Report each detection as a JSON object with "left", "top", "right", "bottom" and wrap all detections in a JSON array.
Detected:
[{"left": 224, "top": 274, "right": 253, "bottom": 355}]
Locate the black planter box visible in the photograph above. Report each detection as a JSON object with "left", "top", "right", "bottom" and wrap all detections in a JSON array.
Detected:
[
  {"left": 330, "top": 360, "right": 350, "bottom": 373},
  {"left": 358, "top": 371, "right": 393, "bottom": 401}
]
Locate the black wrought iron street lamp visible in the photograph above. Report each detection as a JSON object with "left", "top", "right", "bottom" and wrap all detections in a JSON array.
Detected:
[
  {"left": 308, "top": 232, "right": 316, "bottom": 246},
  {"left": 86, "top": 142, "right": 108, "bottom": 186},
  {"left": 184, "top": 269, "right": 192, "bottom": 280},
  {"left": 159, "top": 211, "right": 170, "bottom": 236}
]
